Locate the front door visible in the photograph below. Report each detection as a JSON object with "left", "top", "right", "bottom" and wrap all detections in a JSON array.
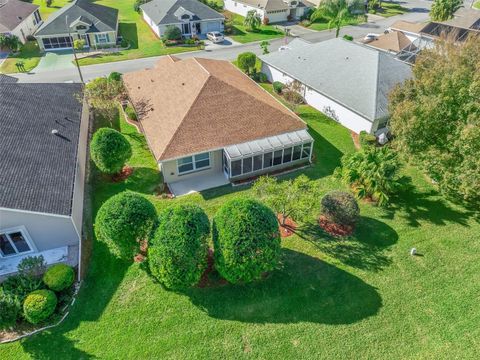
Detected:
[{"left": 181, "top": 23, "right": 191, "bottom": 35}]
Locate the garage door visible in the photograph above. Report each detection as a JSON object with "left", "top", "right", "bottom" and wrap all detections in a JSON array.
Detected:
[
  {"left": 42, "top": 36, "right": 73, "bottom": 50},
  {"left": 206, "top": 22, "right": 220, "bottom": 32}
]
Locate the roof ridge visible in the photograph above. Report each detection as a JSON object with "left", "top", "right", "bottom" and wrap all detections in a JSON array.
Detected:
[
  {"left": 373, "top": 52, "right": 382, "bottom": 120},
  {"left": 193, "top": 57, "right": 211, "bottom": 76}
]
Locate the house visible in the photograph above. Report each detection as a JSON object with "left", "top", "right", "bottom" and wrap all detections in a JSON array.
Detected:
[
  {"left": 123, "top": 56, "right": 313, "bottom": 196},
  {"left": 364, "top": 31, "right": 415, "bottom": 55},
  {"left": 141, "top": 0, "right": 224, "bottom": 39},
  {"left": 0, "top": 83, "right": 88, "bottom": 280},
  {"left": 260, "top": 38, "right": 412, "bottom": 134},
  {"left": 0, "top": 0, "right": 42, "bottom": 44},
  {"left": 224, "top": 0, "right": 314, "bottom": 24},
  {"left": 34, "top": 0, "right": 118, "bottom": 51}
]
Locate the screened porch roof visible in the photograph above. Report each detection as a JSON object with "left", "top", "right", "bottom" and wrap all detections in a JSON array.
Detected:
[{"left": 224, "top": 129, "right": 313, "bottom": 160}]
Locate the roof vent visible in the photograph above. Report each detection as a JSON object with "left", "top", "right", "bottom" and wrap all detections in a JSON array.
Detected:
[
  {"left": 51, "top": 129, "right": 59, "bottom": 135},
  {"left": 345, "top": 56, "right": 349, "bottom": 60}
]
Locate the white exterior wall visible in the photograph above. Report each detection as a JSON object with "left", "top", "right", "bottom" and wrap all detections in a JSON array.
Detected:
[
  {"left": 143, "top": 10, "right": 161, "bottom": 37},
  {"left": 0, "top": 209, "right": 79, "bottom": 252},
  {"left": 265, "top": 10, "right": 289, "bottom": 23},
  {"left": 8, "top": 11, "right": 42, "bottom": 43},
  {"left": 224, "top": 0, "right": 266, "bottom": 19},
  {"left": 262, "top": 62, "right": 374, "bottom": 134},
  {"left": 200, "top": 20, "right": 224, "bottom": 33},
  {"left": 161, "top": 149, "right": 224, "bottom": 183}
]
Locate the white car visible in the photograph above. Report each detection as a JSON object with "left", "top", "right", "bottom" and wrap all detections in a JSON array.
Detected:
[
  {"left": 206, "top": 31, "right": 224, "bottom": 44},
  {"left": 363, "top": 33, "right": 381, "bottom": 41}
]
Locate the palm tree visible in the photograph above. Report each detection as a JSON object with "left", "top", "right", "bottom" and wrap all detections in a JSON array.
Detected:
[
  {"left": 311, "top": 0, "right": 363, "bottom": 38},
  {"left": 244, "top": 10, "right": 261, "bottom": 32}
]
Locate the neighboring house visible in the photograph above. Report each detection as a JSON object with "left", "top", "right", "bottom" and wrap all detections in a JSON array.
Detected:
[
  {"left": 224, "top": 0, "right": 314, "bottom": 23},
  {"left": 123, "top": 56, "right": 313, "bottom": 196},
  {"left": 260, "top": 38, "right": 412, "bottom": 134},
  {"left": 0, "top": 83, "right": 88, "bottom": 280},
  {"left": 141, "top": 0, "right": 224, "bottom": 39},
  {"left": 364, "top": 31, "right": 416, "bottom": 55},
  {"left": 0, "top": 0, "right": 42, "bottom": 44},
  {"left": 35, "top": 0, "right": 118, "bottom": 51}
]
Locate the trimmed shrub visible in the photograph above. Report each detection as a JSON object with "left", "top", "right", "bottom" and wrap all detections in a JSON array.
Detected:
[
  {"left": 343, "top": 34, "right": 353, "bottom": 41},
  {"left": 273, "top": 81, "right": 284, "bottom": 94},
  {"left": 148, "top": 204, "right": 210, "bottom": 290},
  {"left": 359, "top": 130, "right": 377, "bottom": 148},
  {"left": 237, "top": 52, "right": 257, "bottom": 74},
  {"left": 108, "top": 71, "right": 122, "bottom": 82},
  {"left": 252, "top": 72, "right": 268, "bottom": 83},
  {"left": 0, "top": 289, "right": 21, "bottom": 329},
  {"left": 43, "top": 264, "right": 75, "bottom": 292},
  {"left": 120, "top": 38, "right": 129, "bottom": 48},
  {"left": 1, "top": 274, "right": 42, "bottom": 301},
  {"left": 163, "top": 25, "right": 182, "bottom": 41},
  {"left": 321, "top": 191, "right": 360, "bottom": 226},
  {"left": 283, "top": 90, "right": 304, "bottom": 105},
  {"left": 23, "top": 290, "right": 57, "bottom": 324},
  {"left": 95, "top": 191, "right": 157, "bottom": 260},
  {"left": 212, "top": 198, "right": 281, "bottom": 284},
  {"left": 125, "top": 105, "right": 137, "bottom": 120},
  {"left": 90, "top": 128, "right": 132, "bottom": 175}
]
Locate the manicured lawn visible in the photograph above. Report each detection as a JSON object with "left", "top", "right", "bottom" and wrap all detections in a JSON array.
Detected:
[
  {"left": 371, "top": 1, "right": 409, "bottom": 18},
  {"left": 32, "top": 0, "right": 70, "bottom": 19},
  {"left": 0, "top": 41, "right": 42, "bottom": 74},
  {"left": 226, "top": 12, "right": 284, "bottom": 44},
  {"left": 1, "top": 86, "right": 479, "bottom": 358},
  {"left": 306, "top": 16, "right": 363, "bottom": 32}
]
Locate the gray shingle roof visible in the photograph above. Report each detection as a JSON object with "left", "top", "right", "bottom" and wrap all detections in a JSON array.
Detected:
[
  {"left": 0, "top": 83, "right": 84, "bottom": 216},
  {"left": 0, "top": 0, "right": 39, "bottom": 33},
  {"left": 141, "top": 0, "right": 224, "bottom": 25},
  {"left": 260, "top": 38, "right": 412, "bottom": 121},
  {"left": 35, "top": 0, "right": 118, "bottom": 36}
]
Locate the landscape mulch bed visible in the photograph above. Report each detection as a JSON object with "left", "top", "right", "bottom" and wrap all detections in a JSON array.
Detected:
[
  {"left": 198, "top": 249, "right": 228, "bottom": 288},
  {"left": 111, "top": 166, "right": 133, "bottom": 182},
  {"left": 351, "top": 131, "right": 361, "bottom": 149},
  {"left": 277, "top": 214, "right": 297, "bottom": 238},
  {"left": 318, "top": 215, "right": 354, "bottom": 237}
]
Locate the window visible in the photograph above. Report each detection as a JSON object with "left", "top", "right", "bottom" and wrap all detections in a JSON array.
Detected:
[
  {"left": 283, "top": 147, "right": 292, "bottom": 163},
  {"left": 177, "top": 152, "right": 211, "bottom": 174},
  {"left": 292, "top": 145, "right": 302, "bottom": 160},
  {"left": 253, "top": 155, "right": 263, "bottom": 171},
  {"left": 181, "top": 23, "right": 191, "bottom": 34},
  {"left": 243, "top": 157, "right": 253, "bottom": 173},
  {"left": 263, "top": 152, "right": 273, "bottom": 168},
  {"left": 181, "top": 14, "right": 190, "bottom": 20},
  {"left": 77, "top": 25, "right": 87, "bottom": 30},
  {"left": 33, "top": 10, "right": 41, "bottom": 25},
  {"left": 0, "top": 228, "right": 33, "bottom": 257},
  {"left": 302, "top": 142, "right": 312, "bottom": 159},
  {"left": 95, "top": 33, "right": 109, "bottom": 44},
  {"left": 42, "top": 36, "right": 73, "bottom": 49},
  {"left": 273, "top": 150, "right": 283, "bottom": 166},
  {"left": 231, "top": 160, "right": 242, "bottom": 176}
]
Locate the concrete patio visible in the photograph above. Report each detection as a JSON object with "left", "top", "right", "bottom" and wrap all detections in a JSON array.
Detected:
[{"left": 168, "top": 171, "right": 230, "bottom": 197}]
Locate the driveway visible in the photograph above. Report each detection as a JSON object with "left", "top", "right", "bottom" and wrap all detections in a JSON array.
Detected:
[
  {"left": 203, "top": 36, "right": 241, "bottom": 51},
  {"left": 0, "top": 51, "right": 9, "bottom": 68},
  {"left": 34, "top": 50, "right": 75, "bottom": 73}
]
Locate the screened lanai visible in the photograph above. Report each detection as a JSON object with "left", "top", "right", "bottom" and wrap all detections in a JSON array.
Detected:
[{"left": 223, "top": 129, "right": 314, "bottom": 179}]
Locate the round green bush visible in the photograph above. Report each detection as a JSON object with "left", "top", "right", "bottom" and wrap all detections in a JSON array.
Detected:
[
  {"left": 212, "top": 198, "right": 281, "bottom": 284},
  {"left": 148, "top": 204, "right": 210, "bottom": 290},
  {"left": 95, "top": 191, "right": 157, "bottom": 260},
  {"left": 273, "top": 81, "right": 284, "bottom": 94},
  {"left": 23, "top": 289, "right": 57, "bottom": 324},
  {"left": 0, "top": 289, "right": 21, "bottom": 329},
  {"left": 321, "top": 191, "right": 360, "bottom": 226},
  {"left": 90, "top": 128, "right": 132, "bottom": 175},
  {"left": 163, "top": 25, "right": 182, "bottom": 41},
  {"left": 43, "top": 264, "right": 75, "bottom": 292},
  {"left": 108, "top": 71, "right": 122, "bottom": 82},
  {"left": 237, "top": 52, "right": 257, "bottom": 74}
]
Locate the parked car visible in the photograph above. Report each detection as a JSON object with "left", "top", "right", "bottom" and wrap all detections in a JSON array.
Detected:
[
  {"left": 363, "top": 33, "right": 381, "bottom": 41},
  {"left": 206, "top": 31, "right": 224, "bottom": 44}
]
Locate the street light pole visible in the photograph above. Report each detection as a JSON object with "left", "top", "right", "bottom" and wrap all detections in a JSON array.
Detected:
[{"left": 66, "top": 15, "right": 85, "bottom": 84}]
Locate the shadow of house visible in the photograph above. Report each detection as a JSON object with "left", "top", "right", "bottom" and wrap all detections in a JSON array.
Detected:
[
  {"left": 118, "top": 22, "right": 139, "bottom": 49},
  {"left": 185, "top": 249, "right": 382, "bottom": 324},
  {"left": 296, "top": 217, "right": 398, "bottom": 272}
]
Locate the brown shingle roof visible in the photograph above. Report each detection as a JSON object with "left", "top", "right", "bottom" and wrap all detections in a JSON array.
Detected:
[
  {"left": 390, "top": 20, "right": 426, "bottom": 34},
  {"left": 367, "top": 31, "right": 413, "bottom": 53},
  {"left": 123, "top": 56, "right": 307, "bottom": 161}
]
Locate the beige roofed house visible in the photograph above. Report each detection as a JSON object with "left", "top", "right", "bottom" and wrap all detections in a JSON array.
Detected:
[
  {"left": 366, "top": 31, "right": 415, "bottom": 53},
  {"left": 123, "top": 56, "right": 314, "bottom": 196}
]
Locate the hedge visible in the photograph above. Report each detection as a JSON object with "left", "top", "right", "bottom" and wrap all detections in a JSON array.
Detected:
[
  {"left": 148, "top": 204, "right": 210, "bottom": 290},
  {"left": 95, "top": 191, "right": 157, "bottom": 260},
  {"left": 23, "top": 289, "right": 57, "bottom": 324},
  {"left": 43, "top": 264, "right": 75, "bottom": 292},
  {"left": 212, "top": 198, "right": 281, "bottom": 284},
  {"left": 90, "top": 128, "right": 132, "bottom": 174},
  {"left": 0, "top": 289, "right": 21, "bottom": 329}
]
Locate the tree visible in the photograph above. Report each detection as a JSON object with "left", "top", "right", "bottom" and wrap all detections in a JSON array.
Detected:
[
  {"left": 148, "top": 204, "right": 210, "bottom": 290},
  {"left": 253, "top": 175, "right": 319, "bottom": 226},
  {"left": 73, "top": 39, "right": 85, "bottom": 50},
  {"left": 0, "top": 34, "right": 20, "bottom": 51},
  {"left": 321, "top": 191, "right": 360, "bottom": 226},
  {"left": 389, "top": 36, "right": 480, "bottom": 206},
  {"left": 237, "top": 52, "right": 257, "bottom": 75},
  {"left": 430, "top": 0, "right": 462, "bottom": 21},
  {"left": 212, "top": 198, "right": 281, "bottom": 284},
  {"left": 244, "top": 10, "right": 261, "bottom": 31},
  {"left": 163, "top": 25, "right": 182, "bottom": 41},
  {"left": 336, "top": 146, "right": 402, "bottom": 206},
  {"left": 84, "top": 77, "right": 125, "bottom": 121},
  {"left": 95, "top": 191, "right": 157, "bottom": 260},
  {"left": 260, "top": 40, "right": 270, "bottom": 54},
  {"left": 283, "top": 80, "right": 304, "bottom": 113},
  {"left": 0, "top": 289, "right": 21, "bottom": 330},
  {"left": 90, "top": 128, "right": 132, "bottom": 175},
  {"left": 311, "top": 0, "right": 363, "bottom": 38}
]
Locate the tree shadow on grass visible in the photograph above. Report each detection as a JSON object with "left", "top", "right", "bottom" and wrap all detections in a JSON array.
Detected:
[
  {"left": 296, "top": 217, "right": 398, "bottom": 272},
  {"left": 19, "top": 241, "right": 130, "bottom": 359},
  {"left": 186, "top": 249, "right": 382, "bottom": 324}
]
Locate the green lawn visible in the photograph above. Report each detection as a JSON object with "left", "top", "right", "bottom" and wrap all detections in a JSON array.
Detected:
[
  {"left": 0, "top": 41, "right": 42, "bottom": 74},
  {"left": 474, "top": 1, "right": 480, "bottom": 10},
  {"left": 1, "top": 87, "right": 479, "bottom": 358},
  {"left": 307, "top": 16, "right": 363, "bottom": 32},
  {"left": 226, "top": 12, "right": 284, "bottom": 44},
  {"left": 371, "top": 2, "right": 409, "bottom": 18}
]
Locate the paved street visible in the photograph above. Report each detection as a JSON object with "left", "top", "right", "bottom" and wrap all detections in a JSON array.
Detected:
[{"left": 13, "top": 0, "right": 433, "bottom": 83}]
